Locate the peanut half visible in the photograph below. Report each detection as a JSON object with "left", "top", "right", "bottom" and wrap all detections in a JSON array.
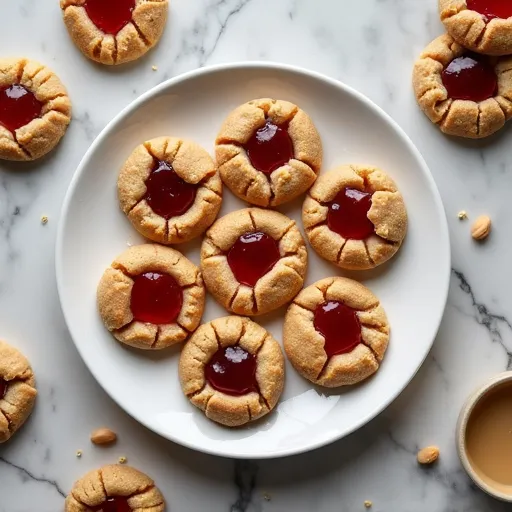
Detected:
[
  {"left": 417, "top": 445, "right": 439, "bottom": 465},
  {"left": 90, "top": 427, "right": 117, "bottom": 446},
  {"left": 471, "top": 215, "right": 492, "bottom": 241}
]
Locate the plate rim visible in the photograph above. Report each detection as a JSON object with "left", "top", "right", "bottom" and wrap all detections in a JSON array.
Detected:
[{"left": 55, "top": 61, "right": 451, "bottom": 459}]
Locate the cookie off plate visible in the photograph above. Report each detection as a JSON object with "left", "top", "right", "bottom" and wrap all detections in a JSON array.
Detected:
[{"left": 56, "top": 63, "right": 450, "bottom": 458}]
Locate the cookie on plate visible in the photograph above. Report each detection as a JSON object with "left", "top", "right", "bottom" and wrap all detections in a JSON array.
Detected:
[
  {"left": 439, "top": 0, "right": 512, "bottom": 56},
  {"left": 118, "top": 136, "right": 222, "bottom": 245},
  {"left": 0, "top": 57, "right": 71, "bottom": 161},
  {"left": 413, "top": 34, "right": 512, "bottom": 138},
  {"left": 284, "top": 277, "right": 389, "bottom": 387},
  {"left": 215, "top": 98, "right": 322, "bottom": 206},
  {"left": 65, "top": 464, "right": 165, "bottom": 511},
  {"left": 0, "top": 340, "right": 37, "bottom": 443},
  {"left": 60, "top": 0, "right": 169, "bottom": 65},
  {"left": 302, "top": 165, "right": 407, "bottom": 270},
  {"left": 179, "top": 316, "right": 285, "bottom": 427},
  {"left": 201, "top": 208, "right": 308, "bottom": 316},
  {"left": 97, "top": 244, "right": 205, "bottom": 349}
]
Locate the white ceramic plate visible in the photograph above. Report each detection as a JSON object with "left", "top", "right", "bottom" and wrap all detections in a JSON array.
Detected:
[{"left": 56, "top": 63, "right": 450, "bottom": 459}]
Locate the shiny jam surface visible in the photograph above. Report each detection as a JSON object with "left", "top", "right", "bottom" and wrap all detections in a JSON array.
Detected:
[
  {"left": 327, "top": 188, "right": 374, "bottom": 240},
  {"left": 205, "top": 345, "right": 257, "bottom": 396},
  {"left": 0, "top": 379, "right": 6, "bottom": 399},
  {"left": 84, "top": 0, "right": 136, "bottom": 34},
  {"left": 244, "top": 120, "right": 294, "bottom": 174},
  {"left": 467, "top": 0, "right": 512, "bottom": 20},
  {"left": 0, "top": 84, "right": 42, "bottom": 132},
  {"left": 441, "top": 54, "right": 497, "bottom": 102},
  {"left": 314, "top": 301, "right": 362, "bottom": 357},
  {"left": 227, "top": 232, "right": 280, "bottom": 287},
  {"left": 130, "top": 272, "right": 182, "bottom": 325},
  {"left": 93, "top": 497, "right": 131, "bottom": 512},
  {"left": 144, "top": 160, "right": 197, "bottom": 219}
]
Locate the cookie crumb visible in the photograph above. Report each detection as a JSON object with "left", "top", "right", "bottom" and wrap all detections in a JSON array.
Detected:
[
  {"left": 41, "top": 215, "right": 48, "bottom": 225},
  {"left": 364, "top": 500, "right": 372, "bottom": 508},
  {"left": 152, "top": 65, "right": 158, "bottom": 71},
  {"left": 263, "top": 492, "right": 271, "bottom": 501},
  {"left": 417, "top": 445, "right": 440, "bottom": 465},
  {"left": 76, "top": 450, "right": 82, "bottom": 458},
  {"left": 458, "top": 210, "right": 468, "bottom": 220},
  {"left": 118, "top": 456, "right": 127, "bottom": 464}
]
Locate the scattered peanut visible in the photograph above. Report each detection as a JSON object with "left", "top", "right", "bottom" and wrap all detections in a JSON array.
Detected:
[
  {"left": 90, "top": 427, "right": 117, "bottom": 446},
  {"left": 458, "top": 210, "right": 468, "bottom": 220},
  {"left": 471, "top": 215, "right": 491, "bottom": 241},
  {"left": 118, "top": 456, "right": 127, "bottom": 464},
  {"left": 417, "top": 445, "right": 439, "bottom": 465},
  {"left": 364, "top": 500, "right": 373, "bottom": 508},
  {"left": 41, "top": 215, "right": 48, "bottom": 225}
]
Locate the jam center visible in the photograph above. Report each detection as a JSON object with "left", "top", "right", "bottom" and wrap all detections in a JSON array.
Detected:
[
  {"left": 441, "top": 54, "right": 497, "bottom": 102},
  {"left": 130, "top": 272, "right": 182, "bottom": 325},
  {"left": 205, "top": 345, "right": 257, "bottom": 396},
  {"left": 85, "top": 0, "right": 136, "bottom": 34},
  {"left": 327, "top": 188, "right": 374, "bottom": 240},
  {"left": 144, "top": 161, "right": 197, "bottom": 219},
  {"left": 0, "top": 84, "right": 42, "bottom": 132},
  {"left": 314, "top": 301, "right": 362, "bottom": 357},
  {"left": 0, "top": 379, "right": 6, "bottom": 399},
  {"left": 467, "top": 0, "right": 512, "bottom": 20},
  {"left": 227, "top": 232, "right": 280, "bottom": 287},
  {"left": 244, "top": 120, "right": 294, "bottom": 174},
  {"left": 93, "top": 497, "right": 131, "bottom": 512}
]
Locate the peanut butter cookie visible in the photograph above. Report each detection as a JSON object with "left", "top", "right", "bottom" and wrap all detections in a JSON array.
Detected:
[
  {"left": 0, "top": 58, "right": 71, "bottom": 161},
  {"left": 215, "top": 98, "right": 322, "bottom": 206},
  {"left": 284, "top": 277, "right": 390, "bottom": 387},
  {"left": 413, "top": 34, "right": 512, "bottom": 138},
  {"left": 97, "top": 244, "right": 205, "bottom": 349},
  {"left": 303, "top": 165, "right": 407, "bottom": 270},
  {"left": 439, "top": 0, "right": 512, "bottom": 56},
  {"left": 61, "top": 0, "right": 168, "bottom": 65},
  {"left": 201, "top": 208, "right": 308, "bottom": 316},
  {"left": 0, "top": 340, "right": 37, "bottom": 443},
  {"left": 179, "top": 316, "right": 285, "bottom": 427},
  {"left": 65, "top": 464, "right": 165, "bottom": 511},
  {"left": 118, "top": 137, "right": 222, "bottom": 245}
]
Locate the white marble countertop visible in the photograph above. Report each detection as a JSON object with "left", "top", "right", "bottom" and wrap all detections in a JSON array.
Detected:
[{"left": 1, "top": 0, "right": 512, "bottom": 511}]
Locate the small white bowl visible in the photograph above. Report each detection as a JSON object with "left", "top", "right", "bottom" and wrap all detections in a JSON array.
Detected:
[{"left": 457, "top": 371, "right": 512, "bottom": 502}]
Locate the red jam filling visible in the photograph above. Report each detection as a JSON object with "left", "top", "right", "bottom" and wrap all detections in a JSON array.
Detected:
[
  {"left": 130, "top": 272, "right": 182, "bottom": 325},
  {"left": 467, "top": 0, "right": 512, "bottom": 20},
  {"left": 314, "top": 301, "right": 362, "bottom": 357},
  {"left": 0, "top": 379, "right": 6, "bottom": 399},
  {"left": 244, "top": 120, "right": 294, "bottom": 174},
  {"left": 0, "top": 84, "right": 42, "bottom": 133},
  {"left": 205, "top": 345, "right": 257, "bottom": 396},
  {"left": 227, "top": 232, "right": 280, "bottom": 287},
  {"left": 441, "top": 54, "right": 497, "bottom": 102},
  {"left": 327, "top": 188, "right": 374, "bottom": 240},
  {"left": 84, "top": 0, "right": 136, "bottom": 34},
  {"left": 93, "top": 497, "right": 131, "bottom": 512},
  {"left": 144, "top": 161, "right": 197, "bottom": 219}
]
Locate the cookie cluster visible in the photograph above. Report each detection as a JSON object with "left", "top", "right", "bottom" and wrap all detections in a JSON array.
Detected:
[
  {"left": 96, "top": 97, "right": 408, "bottom": 428},
  {"left": 413, "top": 2, "right": 512, "bottom": 139}
]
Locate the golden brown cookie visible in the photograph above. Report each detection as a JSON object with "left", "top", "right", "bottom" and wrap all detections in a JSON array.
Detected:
[
  {"left": 60, "top": 0, "right": 169, "bottom": 65},
  {"left": 412, "top": 34, "right": 512, "bottom": 138},
  {"left": 118, "top": 136, "right": 222, "bottom": 245},
  {"left": 0, "top": 57, "right": 71, "bottom": 161},
  {"left": 439, "top": 0, "right": 512, "bottom": 56},
  {"left": 179, "top": 316, "right": 285, "bottom": 427},
  {"left": 303, "top": 165, "right": 407, "bottom": 271},
  {"left": 97, "top": 244, "right": 205, "bottom": 349},
  {"left": 284, "top": 277, "right": 389, "bottom": 388},
  {"left": 0, "top": 340, "right": 37, "bottom": 443},
  {"left": 215, "top": 98, "right": 322, "bottom": 206},
  {"left": 65, "top": 464, "right": 165, "bottom": 511},
  {"left": 201, "top": 208, "right": 308, "bottom": 316}
]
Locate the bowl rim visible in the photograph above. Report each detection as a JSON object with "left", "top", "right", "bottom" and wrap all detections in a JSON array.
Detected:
[
  {"left": 55, "top": 61, "right": 451, "bottom": 458},
  {"left": 457, "top": 371, "right": 512, "bottom": 501}
]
